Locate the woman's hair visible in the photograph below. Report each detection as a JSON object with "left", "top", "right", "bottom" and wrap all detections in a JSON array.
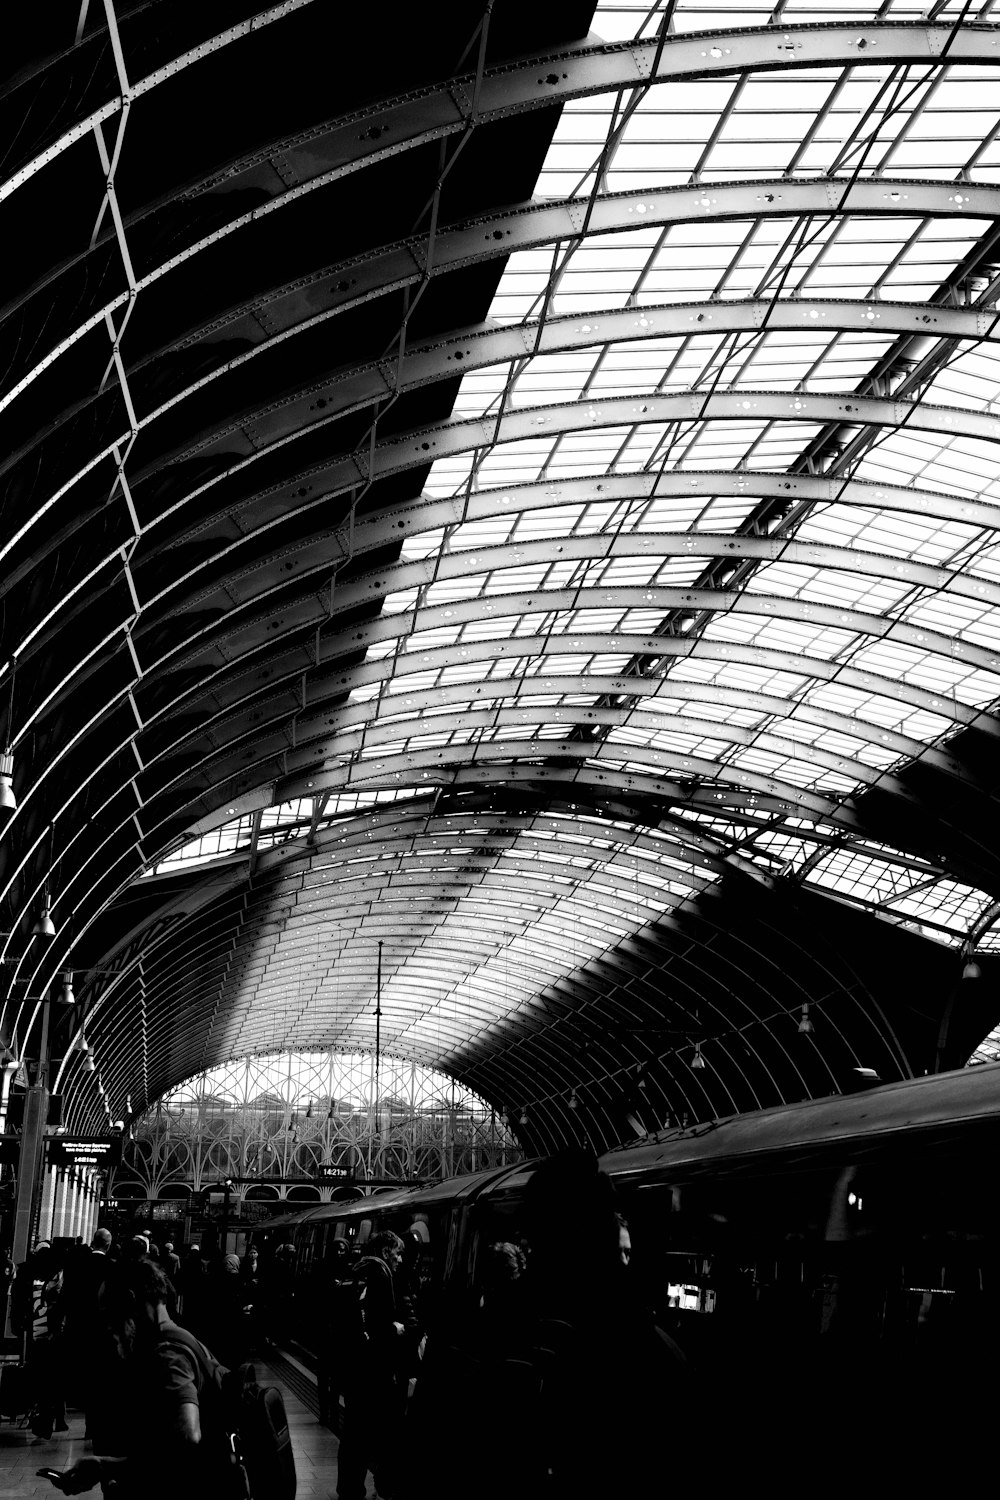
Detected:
[
  {"left": 480, "top": 1240, "right": 527, "bottom": 1288},
  {"left": 369, "top": 1230, "right": 404, "bottom": 1256}
]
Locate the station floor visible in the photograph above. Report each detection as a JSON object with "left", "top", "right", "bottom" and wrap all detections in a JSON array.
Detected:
[{"left": 0, "top": 1358, "right": 348, "bottom": 1499}]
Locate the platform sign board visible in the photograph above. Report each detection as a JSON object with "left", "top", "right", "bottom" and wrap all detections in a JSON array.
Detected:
[
  {"left": 316, "top": 1164, "right": 351, "bottom": 1180},
  {"left": 47, "top": 1136, "right": 122, "bottom": 1171}
]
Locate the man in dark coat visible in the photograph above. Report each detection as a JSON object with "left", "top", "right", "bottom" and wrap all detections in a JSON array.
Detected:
[{"left": 336, "top": 1230, "right": 417, "bottom": 1500}]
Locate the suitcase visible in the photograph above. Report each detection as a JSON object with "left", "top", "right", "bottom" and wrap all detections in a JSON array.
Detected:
[{"left": 0, "top": 1360, "right": 33, "bottom": 1419}]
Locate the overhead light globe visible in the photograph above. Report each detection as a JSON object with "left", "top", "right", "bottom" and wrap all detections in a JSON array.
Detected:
[
  {"left": 56, "top": 971, "right": 75, "bottom": 1005},
  {"left": 81, "top": 1053, "right": 96, "bottom": 1073},
  {"left": 690, "top": 1043, "right": 706, "bottom": 1071}
]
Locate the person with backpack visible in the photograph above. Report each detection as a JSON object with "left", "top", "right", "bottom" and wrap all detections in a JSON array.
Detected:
[
  {"left": 48, "top": 1258, "right": 244, "bottom": 1498},
  {"left": 335, "top": 1230, "right": 416, "bottom": 1500}
]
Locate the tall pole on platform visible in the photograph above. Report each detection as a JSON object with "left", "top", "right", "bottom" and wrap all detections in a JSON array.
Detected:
[
  {"left": 366, "top": 943, "right": 383, "bottom": 1182},
  {"left": 375, "top": 941, "right": 382, "bottom": 1104}
]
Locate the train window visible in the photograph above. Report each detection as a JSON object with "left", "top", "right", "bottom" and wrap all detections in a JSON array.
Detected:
[
  {"left": 355, "top": 1219, "right": 373, "bottom": 1244},
  {"left": 665, "top": 1284, "right": 717, "bottom": 1313}
]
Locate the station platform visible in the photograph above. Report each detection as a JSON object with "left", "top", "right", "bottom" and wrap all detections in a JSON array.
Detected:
[{"left": 0, "top": 1358, "right": 345, "bottom": 1500}]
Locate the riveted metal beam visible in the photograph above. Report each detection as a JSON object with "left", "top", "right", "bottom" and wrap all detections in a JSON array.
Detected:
[
  {"left": 22, "top": 488, "right": 1000, "bottom": 899},
  {"left": 8, "top": 21, "right": 1000, "bottom": 426},
  {"left": 10, "top": 171, "right": 1000, "bottom": 569},
  {"left": 16, "top": 381, "right": 1000, "bottom": 778},
  {"left": 93, "top": 381, "right": 1000, "bottom": 652},
  {"left": 20, "top": 447, "right": 1000, "bottom": 720},
  {"left": 33, "top": 469, "right": 985, "bottom": 767},
  {"left": 21, "top": 749, "right": 860, "bottom": 1003},
  {"left": 1, "top": 1, "right": 318, "bottom": 202},
  {"left": 173, "top": 294, "right": 1000, "bottom": 472},
  {"left": 11, "top": 279, "right": 992, "bottom": 553}
]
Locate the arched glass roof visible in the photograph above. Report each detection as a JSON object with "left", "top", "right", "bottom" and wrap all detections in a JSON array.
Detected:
[{"left": 3, "top": 0, "right": 1000, "bottom": 1142}]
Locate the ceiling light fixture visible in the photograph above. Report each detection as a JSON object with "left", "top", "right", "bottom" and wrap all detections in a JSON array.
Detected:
[
  {"left": 797, "top": 1003, "right": 814, "bottom": 1035},
  {"left": 56, "top": 971, "right": 74, "bottom": 1006},
  {"left": 81, "top": 1052, "right": 96, "bottom": 1073},
  {"left": 0, "top": 750, "right": 15, "bottom": 815},
  {"left": 568, "top": 1089, "right": 579, "bottom": 1110},
  {"left": 0, "top": 661, "right": 17, "bottom": 815},
  {"left": 31, "top": 896, "right": 56, "bottom": 940},
  {"left": 690, "top": 1043, "right": 706, "bottom": 1071}
]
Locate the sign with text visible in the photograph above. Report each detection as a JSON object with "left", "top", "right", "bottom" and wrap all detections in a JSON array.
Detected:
[
  {"left": 316, "top": 1163, "right": 351, "bottom": 1180},
  {"left": 47, "top": 1135, "right": 122, "bottom": 1170}
]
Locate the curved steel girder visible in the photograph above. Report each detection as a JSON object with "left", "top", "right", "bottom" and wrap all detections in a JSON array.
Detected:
[
  {"left": 23, "top": 278, "right": 1000, "bottom": 688},
  {"left": 58, "top": 852, "right": 767, "bottom": 1110},
  {"left": 243, "top": 697, "right": 921, "bottom": 797},
  {"left": 299, "top": 841, "right": 716, "bottom": 890},
  {"left": 142, "top": 295, "right": 1000, "bottom": 485},
  {"left": 9, "top": 14, "right": 999, "bottom": 427},
  {"left": 139, "top": 521, "right": 998, "bottom": 721},
  {"left": 510, "top": 997, "right": 798, "bottom": 1123},
  {"left": 9, "top": 786, "right": 734, "bottom": 1032},
  {"left": 12, "top": 166, "right": 1000, "bottom": 587},
  {"left": 17, "top": 379, "right": 984, "bottom": 711},
  {"left": 529, "top": 943, "right": 815, "bottom": 1077},
  {"left": 283, "top": 634, "right": 991, "bottom": 745},
  {"left": 19, "top": 458, "right": 999, "bottom": 779},
  {"left": 2, "top": 3, "right": 319, "bottom": 203},
  {"left": 7, "top": 27, "right": 1000, "bottom": 474},
  {"left": 56, "top": 813, "right": 703, "bottom": 1060},
  {"left": 18, "top": 539, "right": 952, "bottom": 905},
  {"left": 77, "top": 630, "right": 976, "bottom": 869},
  {"left": 58, "top": 834, "right": 935, "bottom": 1116},
  {"left": 2, "top": 711, "right": 931, "bottom": 1026},
  {"left": 183, "top": 384, "right": 1000, "bottom": 529},
  {"left": 11, "top": 280, "right": 995, "bottom": 589},
  {"left": 7, "top": 701, "right": 849, "bottom": 969},
  {"left": 520, "top": 948, "right": 859, "bottom": 1116},
  {"left": 0, "top": 737, "right": 875, "bottom": 997},
  {"left": 18, "top": 284, "right": 999, "bottom": 662},
  {"left": 13, "top": 494, "right": 998, "bottom": 889},
  {"left": 244, "top": 674, "right": 933, "bottom": 773},
  {"left": 318, "top": 806, "right": 724, "bottom": 864},
  {"left": 17, "top": 21, "right": 997, "bottom": 206}
]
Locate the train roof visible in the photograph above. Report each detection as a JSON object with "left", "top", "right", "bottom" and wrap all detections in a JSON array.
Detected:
[
  {"left": 600, "top": 1062, "right": 1000, "bottom": 1182},
  {"left": 250, "top": 1160, "right": 531, "bottom": 1232}
]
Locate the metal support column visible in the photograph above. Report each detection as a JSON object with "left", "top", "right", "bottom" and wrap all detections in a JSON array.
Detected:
[{"left": 12, "top": 999, "right": 52, "bottom": 1267}]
